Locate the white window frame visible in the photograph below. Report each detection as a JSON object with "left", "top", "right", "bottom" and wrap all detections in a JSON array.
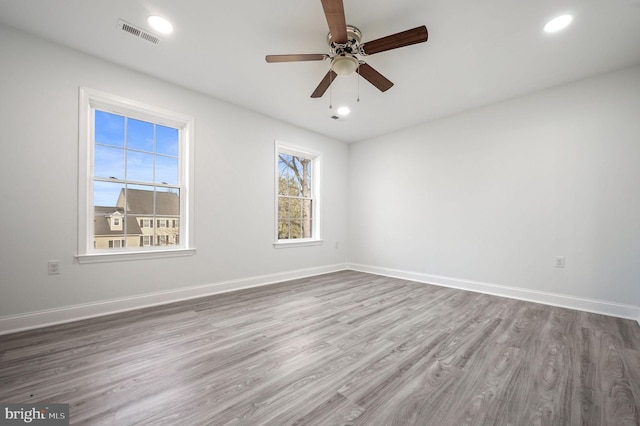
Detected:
[
  {"left": 274, "top": 141, "right": 322, "bottom": 248},
  {"left": 77, "top": 87, "right": 196, "bottom": 263}
]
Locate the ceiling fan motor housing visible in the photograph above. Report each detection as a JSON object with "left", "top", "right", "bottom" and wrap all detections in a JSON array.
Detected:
[
  {"left": 328, "top": 25, "right": 362, "bottom": 75},
  {"left": 327, "top": 25, "right": 362, "bottom": 51}
]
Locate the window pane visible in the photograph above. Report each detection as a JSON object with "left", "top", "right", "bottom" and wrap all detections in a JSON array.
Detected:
[
  {"left": 154, "top": 187, "right": 180, "bottom": 247},
  {"left": 93, "top": 181, "right": 125, "bottom": 250},
  {"left": 127, "top": 118, "right": 154, "bottom": 152},
  {"left": 156, "top": 125, "right": 179, "bottom": 156},
  {"left": 278, "top": 219, "right": 290, "bottom": 239},
  {"left": 126, "top": 185, "right": 155, "bottom": 215},
  {"left": 93, "top": 181, "right": 124, "bottom": 208},
  {"left": 279, "top": 176, "right": 299, "bottom": 196},
  {"left": 302, "top": 199, "right": 312, "bottom": 238},
  {"left": 278, "top": 154, "right": 313, "bottom": 198},
  {"left": 95, "top": 111, "right": 124, "bottom": 147},
  {"left": 155, "top": 155, "right": 179, "bottom": 185},
  {"left": 278, "top": 154, "right": 301, "bottom": 196},
  {"left": 127, "top": 151, "right": 155, "bottom": 182},
  {"left": 157, "top": 188, "right": 180, "bottom": 217},
  {"left": 278, "top": 197, "right": 289, "bottom": 218},
  {"left": 289, "top": 220, "right": 302, "bottom": 239},
  {"left": 94, "top": 145, "right": 125, "bottom": 179},
  {"left": 288, "top": 178, "right": 303, "bottom": 197},
  {"left": 302, "top": 199, "right": 312, "bottom": 217},
  {"left": 290, "top": 198, "right": 302, "bottom": 220}
]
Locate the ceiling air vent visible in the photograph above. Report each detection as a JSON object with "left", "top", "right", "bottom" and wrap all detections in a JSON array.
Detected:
[{"left": 117, "top": 19, "right": 160, "bottom": 45}]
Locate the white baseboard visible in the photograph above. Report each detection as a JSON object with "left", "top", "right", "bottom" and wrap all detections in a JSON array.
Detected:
[
  {"left": 0, "top": 263, "right": 348, "bottom": 335},
  {"left": 348, "top": 263, "right": 640, "bottom": 324},
  {"left": 2, "top": 262, "right": 638, "bottom": 335}
]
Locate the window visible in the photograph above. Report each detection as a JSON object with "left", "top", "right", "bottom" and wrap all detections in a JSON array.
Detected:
[
  {"left": 274, "top": 142, "right": 321, "bottom": 246},
  {"left": 78, "top": 88, "right": 195, "bottom": 262},
  {"left": 109, "top": 239, "right": 125, "bottom": 248}
]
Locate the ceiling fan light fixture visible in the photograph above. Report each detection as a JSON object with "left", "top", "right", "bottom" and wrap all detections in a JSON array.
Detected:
[{"left": 331, "top": 55, "right": 359, "bottom": 76}]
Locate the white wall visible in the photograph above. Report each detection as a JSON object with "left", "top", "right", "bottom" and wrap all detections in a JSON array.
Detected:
[
  {"left": 349, "top": 66, "right": 640, "bottom": 314},
  {"left": 1, "top": 22, "right": 638, "bottom": 331},
  {"left": 0, "top": 24, "right": 349, "bottom": 325}
]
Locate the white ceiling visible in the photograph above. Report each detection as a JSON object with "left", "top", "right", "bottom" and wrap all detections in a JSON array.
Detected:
[{"left": 1, "top": 0, "right": 639, "bottom": 143}]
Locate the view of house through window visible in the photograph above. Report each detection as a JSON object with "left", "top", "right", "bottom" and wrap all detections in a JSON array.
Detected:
[
  {"left": 93, "top": 110, "right": 181, "bottom": 250},
  {"left": 276, "top": 144, "right": 320, "bottom": 242}
]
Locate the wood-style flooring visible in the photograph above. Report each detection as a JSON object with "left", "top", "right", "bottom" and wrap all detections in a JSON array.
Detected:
[{"left": 1, "top": 271, "right": 639, "bottom": 425}]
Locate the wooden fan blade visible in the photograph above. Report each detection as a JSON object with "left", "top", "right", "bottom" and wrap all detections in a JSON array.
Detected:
[
  {"left": 321, "top": 0, "right": 347, "bottom": 44},
  {"left": 266, "top": 54, "right": 328, "bottom": 63},
  {"left": 360, "top": 25, "right": 428, "bottom": 55},
  {"left": 357, "top": 63, "right": 394, "bottom": 92},
  {"left": 311, "top": 70, "right": 338, "bottom": 98}
]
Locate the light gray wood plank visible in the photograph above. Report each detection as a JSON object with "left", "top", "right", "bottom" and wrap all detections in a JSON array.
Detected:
[{"left": 1, "top": 270, "right": 639, "bottom": 425}]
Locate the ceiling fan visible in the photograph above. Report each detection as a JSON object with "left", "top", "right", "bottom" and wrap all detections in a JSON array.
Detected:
[{"left": 265, "top": 0, "right": 429, "bottom": 98}]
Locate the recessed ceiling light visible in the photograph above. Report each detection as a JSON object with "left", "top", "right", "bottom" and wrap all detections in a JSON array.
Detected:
[
  {"left": 337, "top": 106, "right": 351, "bottom": 116},
  {"left": 147, "top": 16, "right": 174, "bottom": 34},
  {"left": 544, "top": 14, "right": 573, "bottom": 33}
]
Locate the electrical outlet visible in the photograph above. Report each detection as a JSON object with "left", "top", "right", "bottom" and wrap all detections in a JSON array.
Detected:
[
  {"left": 48, "top": 260, "right": 61, "bottom": 275},
  {"left": 554, "top": 256, "right": 565, "bottom": 268}
]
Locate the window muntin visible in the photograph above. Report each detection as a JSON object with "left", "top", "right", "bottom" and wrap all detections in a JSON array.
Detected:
[
  {"left": 78, "top": 88, "right": 194, "bottom": 261},
  {"left": 275, "top": 143, "right": 321, "bottom": 245}
]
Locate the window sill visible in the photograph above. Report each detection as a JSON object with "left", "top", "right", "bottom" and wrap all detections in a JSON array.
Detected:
[
  {"left": 273, "top": 240, "right": 323, "bottom": 249},
  {"left": 76, "top": 248, "right": 196, "bottom": 264}
]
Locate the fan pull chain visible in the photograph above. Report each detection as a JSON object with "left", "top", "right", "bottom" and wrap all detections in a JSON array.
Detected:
[
  {"left": 357, "top": 64, "right": 361, "bottom": 102},
  {"left": 329, "top": 70, "right": 333, "bottom": 110}
]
